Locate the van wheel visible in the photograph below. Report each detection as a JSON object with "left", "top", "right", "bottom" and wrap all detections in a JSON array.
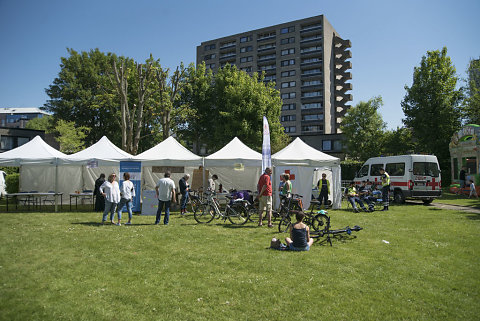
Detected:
[
  {"left": 422, "top": 199, "right": 433, "bottom": 204},
  {"left": 394, "top": 191, "right": 405, "bottom": 204}
]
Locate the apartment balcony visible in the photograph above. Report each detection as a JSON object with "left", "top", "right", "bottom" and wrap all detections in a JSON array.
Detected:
[
  {"left": 300, "top": 35, "right": 322, "bottom": 44},
  {"left": 300, "top": 69, "right": 322, "bottom": 78},
  {"left": 300, "top": 24, "right": 322, "bottom": 34},
  {"left": 257, "top": 35, "right": 276, "bottom": 42},
  {"left": 257, "top": 45, "right": 276, "bottom": 53},
  {"left": 257, "top": 56, "right": 276, "bottom": 64},
  {"left": 301, "top": 58, "right": 322, "bottom": 66},
  {"left": 219, "top": 43, "right": 236, "bottom": 51}
]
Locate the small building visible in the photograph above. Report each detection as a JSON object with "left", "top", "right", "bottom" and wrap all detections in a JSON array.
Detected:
[
  {"left": 449, "top": 124, "right": 480, "bottom": 185},
  {"left": 0, "top": 107, "right": 49, "bottom": 128}
]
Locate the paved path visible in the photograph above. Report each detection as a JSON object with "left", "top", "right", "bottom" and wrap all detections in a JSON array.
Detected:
[{"left": 429, "top": 202, "right": 480, "bottom": 214}]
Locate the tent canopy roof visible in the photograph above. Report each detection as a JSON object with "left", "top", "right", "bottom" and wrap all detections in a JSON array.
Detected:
[
  {"left": 205, "top": 137, "right": 262, "bottom": 167},
  {"left": 134, "top": 136, "right": 202, "bottom": 166},
  {"left": 0, "top": 136, "right": 66, "bottom": 166},
  {"left": 63, "top": 136, "right": 133, "bottom": 164},
  {"left": 272, "top": 137, "right": 340, "bottom": 166}
]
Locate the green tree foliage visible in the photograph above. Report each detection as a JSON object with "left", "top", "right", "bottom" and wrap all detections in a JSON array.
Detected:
[
  {"left": 340, "top": 96, "right": 386, "bottom": 161},
  {"left": 382, "top": 127, "right": 417, "bottom": 155},
  {"left": 402, "top": 47, "right": 462, "bottom": 161},
  {"left": 178, "top": 64, "right": 289, "bottom": 153},
  {"left": 25, "top": 115, "right": 54, "bottom": 132},
  {"left": 53, "top": 120, "right": 90, "bottom": 154},
  {"left": 463, "top": 58, "right": 480, "bottom": 124}
]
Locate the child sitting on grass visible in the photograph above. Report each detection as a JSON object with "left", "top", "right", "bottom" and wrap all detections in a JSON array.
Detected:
[{"left": 285, "top": 211, "right": 314, "bottom": 251}]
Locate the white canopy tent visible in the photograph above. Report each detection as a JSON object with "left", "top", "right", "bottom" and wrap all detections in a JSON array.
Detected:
[
  {"left": 204, "top": 137, "right": 262, "bottom": 191},
  {"left": 133, "top": 136, "right": 203, "bottom": 190},
  {"left": 63, "top": 136, "right": 134, "bottom": 191},
  {"left": 0, "top": 136, "right": 77, "bottom": 206},
  {"left": 272, "top": 137, "right": 341, "bottom": 210}
]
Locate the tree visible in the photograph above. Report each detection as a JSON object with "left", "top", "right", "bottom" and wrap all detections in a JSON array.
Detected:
[
  {"left": 463, "top": 58, "right": 480, "bottom": 124},
  {"left": 25, "top": 115, "right": 54, "bottom": 132},
  {"left": 382, "top": 127, "right": 417, "bottom": 155},
  {"left": 401, "top": 47, "right": 463, "bottom": 170},
  {"left": 340, "top": 96, "right": 386, "bottom": 161},
  {"left": 179, "top": 64, "right": 289, "bottom": 153},
  {"left": 52, "top": 120, "right": 90, "bottom": 154}
]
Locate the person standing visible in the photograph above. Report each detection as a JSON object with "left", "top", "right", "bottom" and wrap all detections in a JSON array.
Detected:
[
  {"left": 0, "top": 170, "right": 6, "bottom": 199},
  {"left": 379, "top": 168, "right": 390, "bottom": 211},
  {"left": 117, "top": 172, "right": 135, "bottom": 225},
  {"left": 459, "top": 166, "right": 467, "bottom": 190},
  {"left": 179, "top": 174, "right": 190, "bottom": 215},
  {"left": 155, "top": 171, "right": 176, "bottom": 225},
  {"left": 99, "top": 173, "right": 121, "bottom": 225},
  {"left": 207, "top": 174, "right": 218, "bottom": 192},
  {"left": 469, "top": 179, "right": 478, "bottom": 199},
  {"left": 93, "top": 173, "right": 106, "bottom": 212},
  {"left": 317, "top": 173, "right": 330, "bottom": 207},
  {"left": 282, "top": 173, "right": 292, "bottom": 198},
  {"left": 255, "top": 167, "right": 273, "bottom": 227}
]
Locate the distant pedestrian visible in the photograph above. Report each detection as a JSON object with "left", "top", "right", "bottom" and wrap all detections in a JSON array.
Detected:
[
  {"left": 93, "top": 173, "right": 106, "bottom": 212},
  {"left": 255, "top": 167, "right": 273, "bottom": 227},
  {"left": 379, "top": 168, "right": 390, "bottom": 211},
  {"left": 459, "top": 167, "right": 466, "bottom": 189},
  {"left": 99, "top": 173, "right": 121, "bottom": 225},
  {"left": 117, "top": 172, "right": 135, "bottom": 225},
  {"left": 179, "top": 174, "right": 190, "bottom": 215},
  {"left": 155, "top": 171, "right": 176, "bottom": 225},
  {"left": 469, "top": 180, "right": 478, "bottom": 199},
  {"left": 317, "top": 173, "right": 330, "bottom": 207},
  {"left": 208, "top": 174, "right": 218, "bottom": 192}
]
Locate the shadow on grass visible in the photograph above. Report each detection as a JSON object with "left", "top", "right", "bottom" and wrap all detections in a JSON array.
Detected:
[
  {"left": 466, "top": 214, "right": 480, "bottom": 220},
  {"left": 71, "top": 222, "right": 156, "bottom": 226}
]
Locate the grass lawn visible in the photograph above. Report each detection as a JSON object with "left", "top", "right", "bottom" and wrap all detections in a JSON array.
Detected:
[
  {"left": 435, "top": 189, "right": 480, "bottom": 208},
  {"left": 1, "top": 202, "right": 479, "bottom": 320}
]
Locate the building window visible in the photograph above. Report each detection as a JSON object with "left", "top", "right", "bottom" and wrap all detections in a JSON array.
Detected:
[
  {"left": 282, "top": 103, "right": 296, "bottom": 110},
  {"left": 281, "top": 59, "right": 295, "bottom": 67},
  {"left": 204, "top": 44, "right": 216, "bottom": 51},
  {"left": 281, "top": 92, "right": 296, "bottom": 99},
  {"left": 281, "top": 70, "right": 296, "bottom": 77},
  {"left": 302, "top": 91, "right": 322, "bottom": 98},
  {"left": 301, "top": 68, "right": 322, "bottom": 76},
  {"left": 206, "top": 63, "right": 216, "bottom": 69},
  {"left": 281, "top": 115, "right": 296, "bottom": 122},
  {"left": 301, "top": 23, "right": 322, "bottom": 32},
  {"left": 302, "top": 114, "right": 323, "bottom": 121},
  {"left": 281, "top": 26, "right": 295, "bottom": 34},
  {"left": 284, "top": 126, "right": 296, "bottom": 133},
  {"left": 220, "top": 52, "right": 236, "bottom": 59},
  {"left": 281, "top": 48, "right": 295, "bottom": 56},
  {"left": 302, "top": 125, "right": 323, "bottom": 132},
  {"left": 281, "top": 81, "right": 296, "bottom": 88},
  {"left": 220, "top": 41, "right": 236, "bottom": 49},
  {"left": 301, "top": 57, "right": 322, "bottom": 64},
  {"left": 240, "top": 66, "right": 252, "bottom": 72},
  {"left": 240, "top": 46, "right": 253, "bottom": 53},
  {"left": 204, "top": 53, "right": 216, "bottom": 60},
  {"left": 302, "top": 80, "right": 322, "bottom": 87},
  {"left": 301, "top": 35, "right": 322, "bottom": 43},
  {"left": 322, "top": 140, "right": 332, "bottom": 151},
  {"left": 300, "top": 46, "right": 322, "bottom": 53},
  {"left": 258, "top": 54, "right": 276, "bottom": 61},
  {"left": 258, "top": 31, "right": 276, "bottom": 41},
  {"left": 264, "top": 75, "right": 276, "bottom": 82},
  {"left": 258, "top": 43, "right": 276, "bottom": 51},
  {"left": 333, "top": 140, "right": 342, "bottom": 151},
  {"left": 301, "top": 103, "right": 322, "bottom": 109},
  {"left": 240, "top": 35, "right": 252, "bottom": 43},
  {"left": 240, "top": 56, "right": 253, "bottom": 63},
  {"left": 280, "top": 37, "right": 295, "bottom": 45},
  {"left": 258, "top": 64, "right": 276, "bottom": 71}
]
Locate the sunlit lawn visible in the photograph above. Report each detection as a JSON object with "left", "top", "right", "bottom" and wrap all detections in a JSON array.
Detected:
[{"left": 0, "top": 200, "right": 479, "bottom": 320}]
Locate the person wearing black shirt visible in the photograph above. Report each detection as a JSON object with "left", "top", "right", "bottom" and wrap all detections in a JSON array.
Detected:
[
  {"left": 179, "top": 174, "right": 190, "bottom": 215},
  {"left": 93, "top": 173, "right": 106, "bottom": 212}
]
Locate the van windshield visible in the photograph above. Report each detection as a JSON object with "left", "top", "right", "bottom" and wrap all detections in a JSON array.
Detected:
[
  {"left": 357, "top": 165, "right": 369, "bottom": 177},
  {"left": 413, "top": 162, "right": 440, "bottom": 177}
]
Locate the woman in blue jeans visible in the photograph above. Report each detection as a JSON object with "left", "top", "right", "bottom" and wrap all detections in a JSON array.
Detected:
[
  {"left": 285, "top": 211, "right": 314, "bottom": 251},
  {"left": 117, "top": 172, "right": 135, "bottom": 225},
  {"left": 99, "top": 173, "right": 121, "bottom": 225}
]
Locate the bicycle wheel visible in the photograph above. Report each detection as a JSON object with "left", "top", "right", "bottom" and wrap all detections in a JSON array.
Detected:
[
  {"left": 312, "top": 213, "right": 329, "bottom": 232},
  {"left": 189, "top": 197, "right": 201, "bottom": 214},
  {"left": 194, "top": 203, "right": 215, "bottom": 224},
  {"left": 247, "top": 207, "right": 259, "bottom": 223},
  {"left": 227, "top": 204, "right": 249, "bottom": 225},
  {"left": 278, "top": 215, "right": 292, "bottom": 233}
]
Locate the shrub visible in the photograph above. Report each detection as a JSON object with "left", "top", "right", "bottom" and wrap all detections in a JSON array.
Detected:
[
  {"left": 6, "top": 173, "right": 19, "bottom": 194},
  {"left": 341, "top": 160, "right": 363, "bottom": 181}
]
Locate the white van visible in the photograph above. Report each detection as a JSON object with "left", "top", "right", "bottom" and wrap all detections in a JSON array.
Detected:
[{"left": 354, "top": 155, "right": 442, "bottom": 204}]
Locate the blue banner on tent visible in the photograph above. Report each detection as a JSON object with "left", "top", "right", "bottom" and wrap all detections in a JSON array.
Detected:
[{"left": 119, "top": 161, "right": 142, "bottom": 212}]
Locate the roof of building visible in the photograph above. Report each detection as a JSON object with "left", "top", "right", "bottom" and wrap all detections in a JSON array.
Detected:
[{"left": 0, "top": 107, "right": 49, "bottom": 115}]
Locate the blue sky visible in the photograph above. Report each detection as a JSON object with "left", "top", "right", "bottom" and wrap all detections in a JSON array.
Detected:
[{"left": 0, "top": 0, "right": 478, "bottom": 129}]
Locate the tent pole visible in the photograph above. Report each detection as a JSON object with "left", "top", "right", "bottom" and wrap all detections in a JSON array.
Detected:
[{"left": 54, "top": 159, "right": 59, "bottom": 212}]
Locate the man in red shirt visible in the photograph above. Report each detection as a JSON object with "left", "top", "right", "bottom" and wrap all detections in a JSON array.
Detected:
[{"left": 256, "top": 167, "right": 273, "bottom": 227}]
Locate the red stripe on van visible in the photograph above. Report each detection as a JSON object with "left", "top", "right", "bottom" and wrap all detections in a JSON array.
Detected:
[{"left": 391, "top": 182, "right": 408, "bottom": 187}]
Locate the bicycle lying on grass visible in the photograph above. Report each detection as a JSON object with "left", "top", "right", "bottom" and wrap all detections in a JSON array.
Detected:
[
  {"left": 193, "top": 192, "right": 250, "bottom": 225},
  {"left": 309, "top": 210, "right": 363, "bottom": 246}
]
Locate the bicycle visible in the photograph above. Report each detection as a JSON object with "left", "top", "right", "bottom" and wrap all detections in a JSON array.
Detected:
[
  {"left": 185, "top": 190, "right": 202, "bottom": 215},
  {"left": 193, "top": 192, "right": 250, "bottom": 225},
  {"left": 310, "top": 211, "right": 363, "bottom": 246},
  {"left": 277, "top": 194, "right": 320, "bottom": 233}
]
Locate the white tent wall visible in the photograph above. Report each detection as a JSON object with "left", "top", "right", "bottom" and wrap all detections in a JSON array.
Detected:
[
  {"left": 205, "top": 166, "right": 262, "bottom": 192},
  {"left": 274, "top": 166, "right": 316, "bottom": 210},
  {"left": 141, "top": 167, "right": 197, "bottom": 191},
  {"left": 20, "top": 165, "right": 83, "bottom": 201}
]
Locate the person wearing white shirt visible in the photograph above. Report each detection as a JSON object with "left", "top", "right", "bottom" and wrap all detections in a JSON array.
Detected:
[
  {"left": 155, "top": 171, "right": 176, "bottom": 225},
  {"left": 208, "top": 174, "right": 218, "bottom": 192},
  {"left": 117, "top": 172, "right": 136, "bottom": 225},
  {"left": 0, "top": 170, "right": 6, "bottom": 199},
  {"left": 99, "top": 173, "right": 121, "bottom": 225}
]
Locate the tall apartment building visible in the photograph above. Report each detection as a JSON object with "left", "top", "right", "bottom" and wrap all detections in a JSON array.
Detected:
[{"left": 196, "top": 15, "right": 352, "bottom": 156}]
